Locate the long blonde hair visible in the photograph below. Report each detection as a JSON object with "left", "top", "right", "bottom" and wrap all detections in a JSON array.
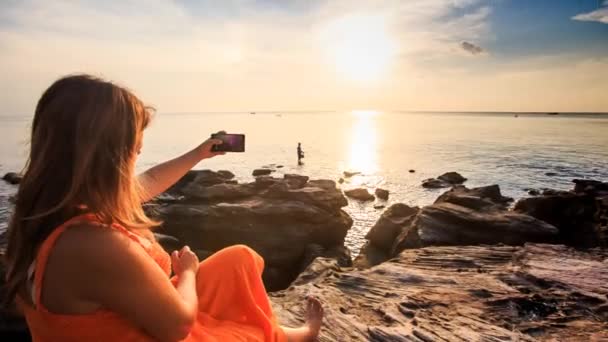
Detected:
[{"left": 4, "top": 74, "right": 158, "bottom": 304}]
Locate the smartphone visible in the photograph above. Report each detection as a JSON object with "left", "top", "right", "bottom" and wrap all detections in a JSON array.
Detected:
[{"left": 211, "top": 133, "right": 245, "bottom": 152}]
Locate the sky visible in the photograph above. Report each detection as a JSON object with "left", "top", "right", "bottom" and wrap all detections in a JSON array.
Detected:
[{"left": 0, "top": 0, "right": 607, "bottom": 115}]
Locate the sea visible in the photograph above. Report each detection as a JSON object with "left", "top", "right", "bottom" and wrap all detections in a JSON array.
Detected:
[{"left": 2, "top": 111, "right": 608, "bottom": 253}]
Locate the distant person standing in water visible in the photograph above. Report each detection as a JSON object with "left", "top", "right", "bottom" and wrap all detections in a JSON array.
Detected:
[{"left": 297, "top": 143, "right": 305, "bottom": 165}]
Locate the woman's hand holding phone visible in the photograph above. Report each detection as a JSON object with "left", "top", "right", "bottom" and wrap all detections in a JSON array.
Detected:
[{"left": 196, "top": 131, "right": 227, "bottom": 160}]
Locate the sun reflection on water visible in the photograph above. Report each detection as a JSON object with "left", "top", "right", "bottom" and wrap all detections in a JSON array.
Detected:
[{"left": 348, "top": 110, "right": 379, "bottom": 175}]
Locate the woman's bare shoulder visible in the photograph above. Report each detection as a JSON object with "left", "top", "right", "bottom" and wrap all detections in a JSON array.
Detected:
[{"left": 51, "top": 221, "right": 146, "bottom": 271}]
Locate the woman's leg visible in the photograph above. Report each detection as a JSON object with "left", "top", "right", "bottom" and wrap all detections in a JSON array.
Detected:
[
  {"left": 195, "top": 244, "right": 323, "bottom": 342},
  {"left": 195, "top": 245, "right": 282, "bottom": 339}
]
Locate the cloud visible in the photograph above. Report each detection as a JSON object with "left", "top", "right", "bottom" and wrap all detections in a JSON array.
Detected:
[
  {"left": 460, "top": 41, "right": 484, "bottom": 55},
  {"left": 6, "top": 1, "right": 605, "bottom": 113},
  {"left": 572, "top": 5, "right": 608, "bottom": 24},
  {"left": 0, "top": 1, "right": 493, "bottom": 99}
]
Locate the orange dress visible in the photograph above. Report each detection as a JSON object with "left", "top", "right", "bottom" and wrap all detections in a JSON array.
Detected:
[{"left": 19, "top": 214, "right": 287, "bottom": 342}]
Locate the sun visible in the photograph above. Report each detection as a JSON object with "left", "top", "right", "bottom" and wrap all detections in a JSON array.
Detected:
[{"left": 320, "top": 14, "right": 397, "bottom": 83}]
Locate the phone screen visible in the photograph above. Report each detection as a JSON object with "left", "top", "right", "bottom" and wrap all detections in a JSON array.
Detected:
[{"left": 211, "top": 133, "right": 245, "bottom": 152}]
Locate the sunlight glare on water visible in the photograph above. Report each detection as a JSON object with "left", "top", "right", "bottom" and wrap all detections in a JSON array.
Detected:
[{"left": 348, "top": 110, "right": 379, "bottom": 177}]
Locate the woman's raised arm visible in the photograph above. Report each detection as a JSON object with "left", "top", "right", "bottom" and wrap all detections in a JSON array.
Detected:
[{"left": 137, "top": 137, "right": 223, "bottom": 202}]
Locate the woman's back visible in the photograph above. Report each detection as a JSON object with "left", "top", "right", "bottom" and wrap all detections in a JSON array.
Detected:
[{"left": 20, "top": 213, "right": 170, "bottom": 342}]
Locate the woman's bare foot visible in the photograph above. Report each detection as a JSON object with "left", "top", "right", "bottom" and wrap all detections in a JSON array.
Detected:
[
  {"left": 304, "top": 296, "right": 324, "bottom": 337},
  {"left": 282, "top": 296, "right": 324, "bottom": 342}
]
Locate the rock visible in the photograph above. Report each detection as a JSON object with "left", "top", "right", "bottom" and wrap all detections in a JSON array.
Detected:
[
  {"left": 264, "top": 185, "right": 348, "bottom": 212},
  {"left": 356, "top": 203, "right": 419, "bottom": 267},
  {"left": 360, "top": 184, "right": 564, "bottom": 268},
  {"left": 528, "top": 189, "right": 540, "bottom": 196},
  {"left": 409, "top": 169, "right": 415, "bottom": 173},
  {"left": 192, "top": 169, "right": 233, "bottom": 185},
  {"left": 216, "top": 170, "right": 235, "bottom": 180},
  {"left": 283, "top": 174, "right": 309, "bottom": 189},
  {"left": 344, "top": 188, "right": 375, "bottom": 201},
  {"left": 421, "top": 178, "right": 448, "bottom": 189},
  {"left": 165, "top": 170, "right": 233, "bottom": 195},
  {"left": 153, "top": 174, "right": 353, "bottom": 291},
  {"left": 434, "top": 185, "right": 513, "bottom": 211},
  {"left": 254, "top": 175, "right": 280, "bottom": 189},
  {"left": 353, "top": 242, "right": 389, "bottom": 268},
  {"left": 545, "top": 172, "right": 557, "bottom": 176},
  {"left": 573, "top": 179, "right": 608, "bottom": 195},
  {"left": 272, "top": 244, "right": 608, "bottom": 341},
  {"left": 252, "top": 168, "right": 273, "bottom": 177},
  {"left": 365, "top": 203, "right": 419, "bottom": 252},
  {"left": 182, "top": 183, "right": 257, "bottom": 201},
  {"left": 2, "top": 172, "right": 21, "bottom": 185},
  {"left": 289, "top": 257, "right": 341, "bottom": 287},
  {"left": 343, "top": 171, "right": 360, "bottom": 178},
  {"left": 438, "top": 171, "right": 467, "bottom": 184},
  {"left": 307, "top": 179, "right": 337, "bottom": 190},
  {"left": 375, "top": 188, "right": 389, "bottom": 200},
  {"left": 393, "top": 203, "right": 558, "bottom": 252},
  {"left": 276, "top": 165, "right": 284, "bottom": 169},
  {"left": 373, "top": 204, "right": 385, "bottom": 209},
  {"left": 157, "top": 199, "right": 352, "bottom": 291},
  {"left": 514, "top": 187, "right": 605, "bottom": 247},
  {"left": 8, "top": 195, "right": 16, "bottom": 204},
  {"left": 300, "top": 244, "right": 352, "bottom": 273},
  {"left": 423, "top": 172, "right": 468, "bottom": 189},
  {"left": 542, "top": 188, "right": 561, "bottom": 196},
  {"left": 171, "top": 170, "right": 201, "bottom": 189},
  {"left": 338, "top": 178, "right": 344, "bottom": 184}
]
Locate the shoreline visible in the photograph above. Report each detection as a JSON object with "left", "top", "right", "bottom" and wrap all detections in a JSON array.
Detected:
[
  {"left": 3, "top": 168, "right": 606, "bottom": 278},
  {"left": 1, "top": 168, "right": 607, "bottom": 253}
]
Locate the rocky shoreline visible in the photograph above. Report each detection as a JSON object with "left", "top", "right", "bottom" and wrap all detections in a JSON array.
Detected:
[
  {"left": 1, "top": 169, "right": 607, "bottom": 340},
  {"left": 272, "top": 244, "right": 608, "bottom": 341}
]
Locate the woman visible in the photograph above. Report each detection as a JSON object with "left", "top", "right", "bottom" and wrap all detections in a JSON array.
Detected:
[{"left": 3, "top": 75, "right": 323, "bottom": 342}]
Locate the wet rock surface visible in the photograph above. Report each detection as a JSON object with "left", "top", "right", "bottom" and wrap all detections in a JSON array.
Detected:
[
  {"left": 252, "top": 168, "right": 273, "bottom": 176},
  {"left": 514, "top": 179, "right": 608, "bottom": 247},
  {"left": 435, "top": 184, "right": 513, "bottom": 211},
  {"left": 2, "top": 172, "right": 21, "bottom": 185},
  {"left": 344, "top": 188, "right": 375, "bottom": 202},
  {"left": 422, "top": 172, "right": 467, "bottom": 189},
  {"left": 374, "top": 188, "right": 389, "bottom": 200},
  {"left": 343, "top": 171, "right": 361, "bottom": 178},
  {"left": 437, "top": 171, "right": 467, "bottom": 184}
]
